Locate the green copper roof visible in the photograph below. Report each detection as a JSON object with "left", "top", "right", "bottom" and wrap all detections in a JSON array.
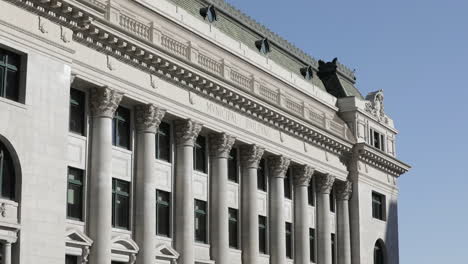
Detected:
[{"left": 169, "top": 0, "right": 363, "bottom": 99}]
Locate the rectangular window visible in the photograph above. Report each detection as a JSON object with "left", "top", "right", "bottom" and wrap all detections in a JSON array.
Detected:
[
  {"left": 156, "top": 190, "right": 171, "bottom": 237},
  {"left": 284, "top": 168, "right": 292, "bottom": 199},
  {"left": 195, "top": 199, "right": 207, "bottom": 243},
  {"left": 257, "top": 159, "right": 266, "bottom": 191},
  {"left": 194, "top": 136, "right": 206, "bottom": 173},
  {"left": 65, "top": 255, "right": 78, "bottom": 264},
  {"left": 228, "top": 148, "right": 238, "bottom": 182},
  {"left": 67, "top": 167, "right": 83, "bottom": 221},
  {"left": 112, "top": 179, "right": 130, "bottom": 229},
  {"left": 112, "top": 106, "right": 131, "bottom": 150},
  {"left": 308, "top": 182, "right": 315, "bottom": 206},
  {"left": 331, "top": 233, "right": 336, "bottom": 264},
  {"left": 370, "top": 128, "right": 385, "bottom": 151},
  {"left": 0, "top": 48, "right": 21, "bottom": 102},
  {"left": 372, "top": 192, "right": 386, "bottom": 220},
  {"left": 229, "top": 208, "right": 239, "bottom": 249},
  {"left": 156, "top": 122, "right": 171, "bottom": 162},
  {"left": 330, "top": 188, "right": 335, "bottom": 213},
  {"left": 310, "top": 228, "right": 316, "bottom": 263},
  {"left": 286, "top": 222, "right": 293, "bottom": 259},
  {"left": 69, "top": 89, "right": 86, "bottom": 135},
  {"left": 259, "top": 215, "right": 267, "bottom": 254}
]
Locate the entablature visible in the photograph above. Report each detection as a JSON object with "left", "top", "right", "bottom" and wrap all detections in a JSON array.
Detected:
[{"left": 356, "top": 143, "right": 410, "bottom": 177}]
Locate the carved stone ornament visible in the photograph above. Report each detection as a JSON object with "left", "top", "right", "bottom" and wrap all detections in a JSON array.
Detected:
[
  {"left": 240, "top": 144, "right": 265, "bottom": 169},
  {"left": 292, "top": 165, "right": 314, "bottom": 186},
  {"left": 150, "top": 74, "right": 158, "bottom": 89},
  {"left": 107, "top": 55, "right": 115, "bottom": 71},
  {"left": 365, "top": 90, "right": 388, "bottom": 123},
  {"left": 60, "top": 25, "right": 71, "bottom": 43},
  {"left": 175, "top": 119, "right": 203, "bottom": 147},
  {"left": 315, "top": 174, "right": 336, "bottom": 194},
  {"left": 38, "top": 16, "right": 48, "bottom": 34},
  {"left": 209, "top": 133, "right": 236, "bottom": 158},
  {"left": 0, "top": 203, "right": 6, "bottom": 217},
  {"left": 335, "top": 180, "right": 353, "bottom": 201},
  {"left": 81, "top": 246, "right": 90, "bottom": 264},
  {"left": 130, "top": 253, "right": 137, "bottom": 264},
  {"left": 89, "top": 87, "right": 123, "bottom": 118},
  {"left": 135, "top": 104, "right": 166, "bottom": 133},
  {"left": 268, "top": 156, "right": 291, "bottom": 178}
]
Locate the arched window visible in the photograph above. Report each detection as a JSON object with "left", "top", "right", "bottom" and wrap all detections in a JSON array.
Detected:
[
  {"left": 0, "top": 141, "right": 15, "bottom": 200},
  {"left": 374, "top": 240, "right": 386, "bottom": 264}
]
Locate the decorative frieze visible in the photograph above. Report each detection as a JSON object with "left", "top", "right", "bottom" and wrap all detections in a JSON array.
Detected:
[
  {"left": 315, "top": 174, "right": 336, "bottom": 194},
  {"left": 335, "top": 180, "right": 353, "bottom": 201},
  {"left": 240, "top": 144, "right": 265, "bottom": 169},
  {"left": 175, "top": 119, "right": 203, "bottom": 147},
  {"left": 209, "top": 133, "right": 235, "bottom": 158},
  {"left": 292, "top": 165, "right": 314, "bottom": 186},
  {"left": 89, "top": 87, "right": 123, "bottom": 118},
  {"left": 268, "top": 156, "right": 291, "bottom": 178},
  {"left": 135, "top": 104, "right": 166, "bottom": 133}
]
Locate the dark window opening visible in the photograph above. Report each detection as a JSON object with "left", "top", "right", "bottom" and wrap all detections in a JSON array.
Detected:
[
  {"left": 374, "top": 241, "right": 386, "bottom": 264},
  {"left": 200, "top": 5, "right": 217, "bottom": 23},
  {"left": 67, "top": 167, "right": 83, "bottom": 221},
  {"left": 255, "top": 38, "right": 271, "bottom": 54},
  {"left": 332, "top": 233, "right": 336, "bottom": 264},
  {"left": 66, "top": 255, "right": 78, "bottom": 264},
  {"left": 330, "top": 188, "right": 335, "bottom": 213},
  {"left": 372, "top": 192, "right": 386, "bottom": 221},
  {"left": 309, "top": 228, "right": 316, "bottom": 262},
  {"left": 259, "top": 215, "right": 267, "bottom": 254},
  {"left": 370, "top": 129, "right": 385, "bottom": 151},
  {"left": 308, "top": 182, "right": 315, "bottom": 206},
  {"left": 0, "top": 48, "right": 21, "bottom": 102},
  {"left": 156, "top": 189, "right": 171, "bottom": 237},
  {"left": 257, "top": 158, "right": 266, "bottom": 191},
  {"left": 228, "top": 148, "right": 238, "bottom": 182},
  {"left": 195, "top": 199, "right": 208, "bottom": 243},
  {"left": 156, "top": 122, "right": 171, "bottom": 162},
  {"left": 112, "top": 179, "right": 130, "bottom": 229},
  {"left": 284, "top": 168, "right": 292, "bottom": 199},
  {"left": 69, "top": 89, "right": 86, "bottom": 135},
  {"left": 194, "top": 136, "right": 206, "bottom": 173},
  {"left": 0, "top": 141, "right": 15, "bottom": 200},
  {"left": 300, "top": 65, "right": 314, "bottom": 80},
  {"left": 286, "top": 222, "right": 293, "bottom": 259},
  {"left": 112, "top": 106, "right": 131, "bottom": 149},
  {"left": 229, "top": 208, "right": 239, "bottom": 249}
]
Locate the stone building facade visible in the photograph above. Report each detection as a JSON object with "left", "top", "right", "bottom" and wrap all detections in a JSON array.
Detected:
[{"left": 0, "top": 0, "right": 410, "bottom": 264}]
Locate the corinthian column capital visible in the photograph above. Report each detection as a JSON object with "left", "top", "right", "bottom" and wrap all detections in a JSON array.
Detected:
[
  {"left": 135, "top": 104, "right": 166, "bottom": 133},
  {"left": 209, "top": 133, "right": 236, "bottom": 158},
  {"left": 89, "top": 86, "right": 123, "bottom": 118},
  {"left": 175, "top": 119, "right": 203, "bottom": 147},
  {"left": 268, "top": 155, "right": 291, "bottom": 178},
  {"left": 240, "top": 144, "right": 265, "bottom": 169},
  {"left": 315, "top": 174, "right": 336, "bottom": 194},
  {"left": 293, "top": 165, "right": 314, "bottom": 186},
  {"left": 335, "top": 180, "right": 353, "bottom": 201}
]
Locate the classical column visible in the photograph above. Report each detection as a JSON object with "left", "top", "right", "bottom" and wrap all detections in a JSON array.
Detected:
[
  {"left": 3, "top": 242, "right": 11, "bottom": 264},
  {"left": 134, "top": 104, "right": 166, "bottom": 264},
  {"left": 268, "top": 156, "right": 290, "bottom": 264},
  {"left": 88, "top": 87, "right": 123, "bottom": 264},
  {"left": 174, "top": 119, "right": 203, "bottom": 264},
  {"left": 240, "top": 145, "right": 265, "bottom": 264},
  {"left": 316, "top": 174, "right": 336, "bottom": 264},
  {"left": 335, "top": 181, "right": 352, "bottom": 264},
  {"left": 209, "top": 133, "right": 235, "bottom": 264},
  {"left": 292, "top": 165, "right": 314, "bottom": 264}
]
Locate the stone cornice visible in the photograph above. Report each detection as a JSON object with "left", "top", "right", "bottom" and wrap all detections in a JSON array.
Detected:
[{"left": 356, "top": 143, "right": 410, "bottom": 177}]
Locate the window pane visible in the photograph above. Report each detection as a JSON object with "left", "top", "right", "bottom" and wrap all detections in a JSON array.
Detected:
[
  {"left": 113, "top": 107, "right": 130, "bottom": 149},
  {"left": 286, "top": 222, "right": 292, "bottom": 258},
  {"left": 0, "top": 142, "right": 15, "bottom": 200},
  {"left": 65, "top": 255, "right": 78, "bottom": 264},
  {"left": 0, "top": 67, "right": 4, "bottom": 97},
  {"left": 69, "top": 89, "right": 85, "bottom": 135},
  {"left": 116, "top": 193, "right": 129, "bottom": 228},
  {"left": 284, "top": 168, "right": 292, "bottom": 199},
  {"left": 112, "top": 179, "right": 130, "bottom": 229},
  {"left": 331, "top": 234, "right": 336, "bottom": 264},
  {"left": 330, "top": 189, "right": 335, "bottom": 213},
  {"left": 194, "top": 200, "right": 207, "bottom": 243},
  {"left": 310, "top": 228, "right": 316, "bottom": 262},
  {"left": 259, "top": 215, "right": 267, "bottom": 254},
  {"left": 5, "top": 69, "right": 19, "bottom": 101},
  {"left": 257, "top": 159, "right": 266, "bottom": 191},
  {"left": 228, "top": 148, "right": 238, "bottom": 182},
  {"left": 156, "top": 190, "right": 171, "bottom": 237},
  {"left": 194, "top": 136, "right": 206, "bottom": 172},
  {"left": 156, "top": 122, "right": 171, "bottom": 162},
  {"left": 229, "top": 208, "right": 238, "bottom": 248},
  {"left": 308, "top": 183, "right": 315, "bottom": 206}
]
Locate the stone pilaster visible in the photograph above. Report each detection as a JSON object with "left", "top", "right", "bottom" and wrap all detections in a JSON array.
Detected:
[
  {"left": 134, "top": 104, "right": 166, "bottom": 264},
  {"left": 209, "top": 133, "right": 235, "bottom": 264},
  {"left": 240, "top": 145, "right": 265, "bottom": 264},
  {"left": 335, "top": 180, "right": 352, "bottom": 264},
  {"left": 293, "top": 165, "right": 314, "bottom": 264},
  {"left": 174, "top": 119, "right": 202, "bottom": 264},
  {"left": 316, "top": 174, "right": 336, "bottom": 264},
  {"left": 88, "top": 87, "right": 123, "bottom": 264},
  {"left": 268, "top": 155, "right": 290, "bottom": 264}
]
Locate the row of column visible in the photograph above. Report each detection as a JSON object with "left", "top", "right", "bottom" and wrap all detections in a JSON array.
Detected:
[{"left": 86, "top": 86, "right": 353, "bottom": 264}]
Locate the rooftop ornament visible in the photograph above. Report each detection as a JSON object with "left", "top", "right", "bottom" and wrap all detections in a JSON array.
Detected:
[
  {"left": 300, "top": 65, "right": 314, "bottom": 80},
  {"left": 200, "top": 5, "right": 217, "bottom": 23},
  {"left": 255, "top": 38, "right": 271, "bottom": 55}
]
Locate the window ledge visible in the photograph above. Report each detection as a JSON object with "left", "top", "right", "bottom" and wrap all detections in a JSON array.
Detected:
[
  {"left": 0, "top": 198, "right": 18, "bottom": 207},
  {"left": 68, "top": 132, "right": 87, "bottom": 141},
  {"left": 155, "top": 159, "right": 172, "bottom": 166},
  {"left": 66, "top": 218, "right": 85, "bottom": 226},
  {"left": 112, "top": 146, "right": 133, "bottom": 154},
  {"left": 112, "top": 228, "right": 132, "bottom": 235},
  {"left": 194, "top": 242, "right": 210, "bottom": 249},
  {"left": 155, "top": 235, "right": 172, "bottom": 243},
  {"left": 0, "top": 97, "right": 27, "bottom": 110}
]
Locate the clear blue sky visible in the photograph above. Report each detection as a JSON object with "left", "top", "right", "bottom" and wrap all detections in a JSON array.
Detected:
[{"left": 225, "top": 0, "right": 468, "bottom": 263}]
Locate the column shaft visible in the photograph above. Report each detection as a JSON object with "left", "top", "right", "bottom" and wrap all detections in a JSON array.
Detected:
[
  {"left": 174, "top": 120, "right": 202, "bottom": 264},
  {"left": 135, "top": 104, "right": 166, "bottom": 264},
  {"left": 3, "top": 242, "right": 11, "bottom": 264},
  {"left": 293, "top": 165, "right": 314, "bottom": 264},
  {"left": 268, "top": 156, "right": 290, "bottom": 264},
  {"left": 210, "top": 134, "right": 235, "bottom": 264},
  {"left": 336, "top": 181, "right": 352, "bottom": 264},
  {"left": 88, "top": 87, "right": 122, "bottom": 264},
  {"left": 316, "top": 174, "right": 336, "bottom": 264}
]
